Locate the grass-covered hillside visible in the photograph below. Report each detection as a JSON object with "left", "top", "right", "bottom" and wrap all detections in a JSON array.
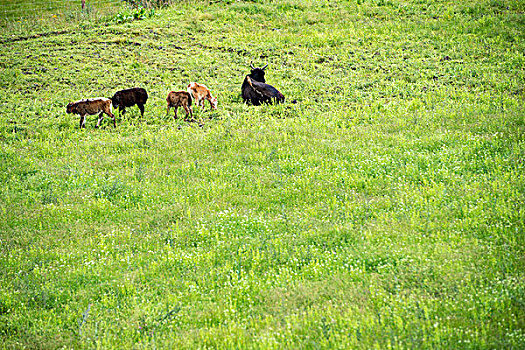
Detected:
[{"left": 1, "top": 0, "right": 524, "bottom": 348}]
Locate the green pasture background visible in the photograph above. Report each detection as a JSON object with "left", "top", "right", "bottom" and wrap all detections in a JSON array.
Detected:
[{"left": 0, "top": 0, "right": 524, "bottom": 348}]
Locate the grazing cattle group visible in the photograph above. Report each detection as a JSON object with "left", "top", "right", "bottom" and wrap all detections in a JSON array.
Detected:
[{"left": 66, "top": 63, "right": 285, "bottom": 128}]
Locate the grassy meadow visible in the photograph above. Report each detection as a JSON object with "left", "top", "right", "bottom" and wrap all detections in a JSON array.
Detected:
[
  {"left": 1, "top": 0, "right": 525, "bottom": 348},
  {"left": 0, "top": 0, "right": 121, "bottom": 31}
]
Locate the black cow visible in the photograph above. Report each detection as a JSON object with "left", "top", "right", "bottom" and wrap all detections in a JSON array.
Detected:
[
  {"left": 110, "top": 87, "right": 148, "bottom": 117},
  {"left": 241, "top": 63, "right": 284, "bottom": 105}
]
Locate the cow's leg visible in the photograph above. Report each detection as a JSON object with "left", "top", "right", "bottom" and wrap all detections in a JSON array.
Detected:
[
  {"left": 166, "top": 104, "right": 171, "bottom": 116},
  {"left": 79, "top": 114, "right": 86, "bottom": 128},
  {"left": 183, "top": 105, "right": 190, "bottom": 121},
  {"left": 183, "top": 105, "right": 193, "bottom": 121},
  {"left": 138, "top": 104, "right": 145, "bottom": 117},
  {"left": 174, "top": 106, "right": 178, "bottom": 120},
  {"left": 95, "top": 112, "right": 104, "bottom": 128},
  {"left": 107, "top": 110, "right": 116, "bottom": 128},
  {"left": 120, "top": 106, "right": 125, "bottom": 116}
]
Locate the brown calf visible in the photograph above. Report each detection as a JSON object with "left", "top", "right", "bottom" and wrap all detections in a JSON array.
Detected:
[
  {"left": 66, "top": 98, "right": 115, "bottom": 128},
  {"left": 187, "top": 82, "right": 218, "bottom": 110},
  {"left": 166, "top": 91, "right": 193, "bottom": 121}
]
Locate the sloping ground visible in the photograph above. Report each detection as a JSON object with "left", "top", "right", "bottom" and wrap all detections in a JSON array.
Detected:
[
  {"left": 0, "top": 0, "right": 121, "bottom": 31},
  {"left": 0, "top": 0, "right": 524, "bottom": 348}
]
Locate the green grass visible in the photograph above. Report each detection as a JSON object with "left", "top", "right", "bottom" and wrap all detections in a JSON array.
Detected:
[
  {"left": 1, "top": 0, "right": 524, "bottom": 348},
  {"left": 0, "top": 0, "right": 122, "bottom": 32}
]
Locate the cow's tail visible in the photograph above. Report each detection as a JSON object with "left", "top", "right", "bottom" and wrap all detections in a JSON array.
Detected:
[
  {"left": 247, "top": 76, "right": 264, "bottom": 98},
  {"left": 246, "top": 76, "right": 254, "bottom": 88},
  {"left": 187, "top": 83, "right": 195, "bottom": 101}
]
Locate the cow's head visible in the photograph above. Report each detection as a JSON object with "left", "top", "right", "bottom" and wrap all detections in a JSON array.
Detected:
[
  {"left": 66, "top": 102, "right": 75, "bottom": 114},
  {"left": 249, "top": 62, "right": 268, "bottom": 83},
  {"left": 111, "top": 94, "right": 120, "bottom": 108},
  {"left": 210, "top": 96, "right": 218, "bottom": 110}
]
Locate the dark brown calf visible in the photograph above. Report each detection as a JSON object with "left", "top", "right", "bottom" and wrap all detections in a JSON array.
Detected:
[
  {"left": 66, "top": 98, "right": 115, "bottom": 128},
  {"left": 111, "top": 87, "right": 148, "bottom": 117},
  {"left": 166, "top": 91, "right": 193, "bottom": 121}
]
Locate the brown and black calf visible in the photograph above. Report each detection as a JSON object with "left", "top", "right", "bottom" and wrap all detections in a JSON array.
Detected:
[
  {"left": 66, "top": 98, "right": 115, "bottom": 128},
  {"left": 110, "top": 87, "right": 148, "bottom": 117},
  {"left": 166, "top": 91, "right": 193, "bottom": 121}
]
